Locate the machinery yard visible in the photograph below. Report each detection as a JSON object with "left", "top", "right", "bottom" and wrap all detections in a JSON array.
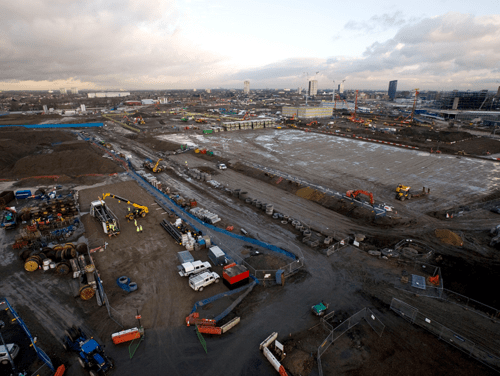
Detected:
[{"left": 0, "top": 102, "right": 500, "bottom": 376}]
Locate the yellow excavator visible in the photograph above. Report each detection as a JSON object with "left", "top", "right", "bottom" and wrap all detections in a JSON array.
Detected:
[
  {"left": 144, "top": 158, "right": 163, "bottom": 173},
  {"left": 102, "top": 193, "right": 149, "bottom": 221}
]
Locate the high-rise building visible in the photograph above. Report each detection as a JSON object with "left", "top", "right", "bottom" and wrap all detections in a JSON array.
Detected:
[
  {"left": 71, "top": 87, "right": 78, "bottom": 94},
  {"left": 244, "top": 81, "right": 250, "bottom": 94},
  {"left": 438, "top": 90, "right": 489, "bottom": 110},
  {"left": 496, "top": 86, "right": 500, "bottom": 98},
  {"left": 388, "top": 80, "right": 398, "bottom": 100},
  {"left": 59, "top": 88, "right": 67, "bottom": 95},
  {"left": 339, "top": 82, "right": 344, "bottom": 94},
  {"left": 297, "top": 87, "right": 302, "bottom": 94},
  {"left": 308, "top": 80, "right": 318, "bottom": 96}
]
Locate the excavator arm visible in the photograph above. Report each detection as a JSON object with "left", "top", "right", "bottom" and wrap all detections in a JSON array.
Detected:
[
  {"left": 153, "top": 158, "right": 163, "bottom": 173},
  {"left": 346, "top": 190, "right": 374, "bottom": 205}
]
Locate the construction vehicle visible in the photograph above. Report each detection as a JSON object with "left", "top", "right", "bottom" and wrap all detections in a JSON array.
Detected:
[
  {"left": 395, "top": 185, "right": 430, "bottom": 201},
  {"left": 62, "top": 325, "right": 114, "bottom": 375},
  {"left": 90, "top": 199, "right": 120, "bottom": 236},
  {"left": 306, "top": 121, "right": 318, "bottom": 126},
  {"left": 143, "top": 158, "right": 163, "bottom": 173},
  {"left": 312, "top": 301, "right": 329, "bottom": 316},
  {"left": 102, "top": 193, "right": 148, "bottom": 221},
  {"left": 1, "top": 207, "right": 17, "bottom": 230},
  {"left": 348, "top": 90, "right": 364, "bottom": 123},
  {"left": 189, "top": 271, "right": 220, "bottom": 292},
  {"left": 346, "top": 190, "right": 374, "bottom": 205}
]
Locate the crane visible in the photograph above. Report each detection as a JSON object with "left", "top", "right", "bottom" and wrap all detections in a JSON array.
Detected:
[
  {"left": 348, "top": 90, "right": 364, "bottom": 123},
  {"left": 143, "top": 158, "right": 163, "bottom": 173},
  {"left": 102, "top": 193, "right": 149, "bottom": 221}
]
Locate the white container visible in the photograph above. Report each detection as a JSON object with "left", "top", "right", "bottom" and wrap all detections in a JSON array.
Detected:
[
  {"left": 42, "top": 264, "right": 50, "bottom": 271},
  {"left": 43, "top": 259, "right": 51, "bottom": 266},
  {"left": 49, "top": 262, "right": 56, "bottom": 269}
]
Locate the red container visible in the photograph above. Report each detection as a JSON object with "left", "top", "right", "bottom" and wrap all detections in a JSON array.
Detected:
[{"left": 223, "top": 263, "right": 249, "bottom": 285}]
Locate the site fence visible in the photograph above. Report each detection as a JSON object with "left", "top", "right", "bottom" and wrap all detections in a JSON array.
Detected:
[
  {"left": 445, "top": 197, "right": 500, "bottom": 217},
  {"left": 326, "top": 236, "right": 351, "bottom": 256},
  {"left": 317, "top": 308, "right": 385, "bottom": 376},
  {"left": 394, "top": 239, "right": 435, "bottom": 260},
  {"left": 390, "top": 298, "right": 500, "bottom": 372},
  {"left": 440, "top": 289, "right": 500, "bottom": 322},
  {"left": 394, "top": 259, "right": 444, "bottom": 298}
]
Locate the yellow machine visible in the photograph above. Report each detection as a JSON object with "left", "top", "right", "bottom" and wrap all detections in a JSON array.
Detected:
[
  {"left": 395, "top": 184, "right": 411, "bottom": 200},
  {"left": 102, "top": 193, "right": 149, "bottom": 221},
  {"left": 144, "top": 158, "right": 163, "bottom": 173}
]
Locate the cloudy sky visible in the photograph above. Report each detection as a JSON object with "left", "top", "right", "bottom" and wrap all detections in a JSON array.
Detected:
[{"left": 1, "top": 0, "right": 499, "bottom": 91}]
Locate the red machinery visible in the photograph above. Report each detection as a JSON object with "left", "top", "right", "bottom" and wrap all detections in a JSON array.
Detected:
[
  {"left": 348, "top": 90, "right": 364, "bottom": 123},
  {"left": 185, "top": 313, "right": 240, "bottom": 335},
  {"left": 223, "top": 262, "right": 249, "bottom": 289},
  {"left": 307, "top": 121, "right": 318, "bottom": 126},
  {"left": 346, "top": 190, "right": 374, "bottom": 205}
]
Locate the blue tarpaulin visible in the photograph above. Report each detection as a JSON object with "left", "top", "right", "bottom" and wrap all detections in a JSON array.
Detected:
[{"left": 0, "top": 122, "right": 103, "bottom": 129}]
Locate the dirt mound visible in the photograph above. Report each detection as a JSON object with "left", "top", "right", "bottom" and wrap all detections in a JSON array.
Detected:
[
  {"left": 296, "top": 187, "right": 325, "bottom": 201},
  {"left": 132, "top": 136, "right": 181, "bottom": 151},
  {"left": 7, "top": 149, "right": 121, "bottom": 178},
  {"left": 435, "top": 229, "right": 463, "bottom": 246}
]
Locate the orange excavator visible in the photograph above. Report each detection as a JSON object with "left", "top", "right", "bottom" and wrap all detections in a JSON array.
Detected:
[
  {"left": 307, "top": 121, "right": 318, "bottom": 126},
  {"left": 346, "top": 190, "right": 374, "bottom": 205}
]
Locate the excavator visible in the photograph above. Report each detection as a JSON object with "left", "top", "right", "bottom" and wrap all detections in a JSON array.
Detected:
[
  {"left": 102, "top": 193, "right": 149, "bottom": 221},
  {"left": 143, "top": 158, "right": 163, "bottom": 173},
  {"left": 346, "top": 190, "right": 374, "bottom": 205},
  {"left": 307, "top": 121, "right": 318, "bottom": 126}
]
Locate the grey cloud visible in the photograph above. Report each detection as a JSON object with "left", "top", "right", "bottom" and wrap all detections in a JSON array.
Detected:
[
  {"left": 231, "top": 12, "right": 500, "bottom": 90},
  {"left": 0, "top": 0, "right": 222, "bottom": 88},
  {"left": 344, "top": 11, "right": 409, "bottom": 33}
]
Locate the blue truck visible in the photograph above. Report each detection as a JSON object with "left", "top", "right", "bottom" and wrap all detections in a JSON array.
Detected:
[{"left": 62, "top": 326, "right": 114, "bottom": 375}]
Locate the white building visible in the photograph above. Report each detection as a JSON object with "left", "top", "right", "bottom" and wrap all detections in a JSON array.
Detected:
[
  {"left": 71, "top": 87, "right": 79, "bottom": 94},
  {"left": 244, "top": 81, "right": 250, "bottom": 94},
  {"left": 308, "top": 80, "right": 318, "bottom": 96},
  {"left": 59, "top": 88, "right": 67, "bottom": 95}
]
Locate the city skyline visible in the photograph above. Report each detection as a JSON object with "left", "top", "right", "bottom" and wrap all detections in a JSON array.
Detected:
[{"left": 1, "top": 1, "right": 499, "bottom": 91}]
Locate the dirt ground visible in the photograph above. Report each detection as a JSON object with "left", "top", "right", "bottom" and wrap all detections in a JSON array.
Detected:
[{"left": 0, "top": 112, "right": 499, "bottom": 376}]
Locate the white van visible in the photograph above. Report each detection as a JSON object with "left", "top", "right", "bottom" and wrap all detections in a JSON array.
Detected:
[{"left": 0, "top": 343, "right": 20, "bottom": 364}]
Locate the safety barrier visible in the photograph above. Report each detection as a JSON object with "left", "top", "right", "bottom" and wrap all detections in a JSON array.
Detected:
[
  {"left": 0, "top": 122, "right": 103, "bottom": 129},
  {"left": 190, "top": 281, "right": 257, "bottom": 317},
  {"left": 390, "top": 298, "right": 500, "bottom": 373},
  {"left": 0, "top": 298, "right": 55, "bottom": 372}
]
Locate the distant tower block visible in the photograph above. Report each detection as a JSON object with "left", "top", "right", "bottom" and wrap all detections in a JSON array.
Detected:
[
  {"left": 42, "top": 105, "right": 48, "bottom": 113},
  {"left": 388, "top": 80, "right": 398, "bottom": 100},
  {"left": 298, "top": 87, "right": 302, "bottom": 94},
  {"left": 71, "top": 87, "right": 79, "bottom": 94},
  {"left": 339, "top": 82, "right": 344, "bottom": 94},
  {"left": 308, "top": 80, "right": 318, "bottom": 96},
  {"left": 244, "top": 81, "right": 250, "bottom": 94},
  {"left": 59, "top": 88, "right": 67, "bottom": 95},
  {"left": 206, "top": 89, "right": 211, "bottom": 93}
]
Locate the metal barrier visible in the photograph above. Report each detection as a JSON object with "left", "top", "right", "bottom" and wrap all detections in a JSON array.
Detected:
[
  {"left": 0, "top": 298, "right": 55, "bottom": 372},
  {"left": 317, "top": 308, "right": 385, "bottom": 376},
  {"left": 326, "top": 237, "right": 350, "bottom": 256},
  {"left": 390, "top": 298, "right": 500, "bottom": 372},
  {"left": 393, "top": 259, "right": 443, "bottom": 299}
]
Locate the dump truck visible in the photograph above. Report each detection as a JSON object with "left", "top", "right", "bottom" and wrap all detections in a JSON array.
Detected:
[
  {"left": 90, "top": 200, "right": 120, "bottom": 236},
  {"left": 395, "top": 185, "right": 430, "bottom": 201}
]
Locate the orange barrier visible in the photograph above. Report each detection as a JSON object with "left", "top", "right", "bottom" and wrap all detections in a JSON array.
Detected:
[{"left": 54, "top": 364, "right": 66, "bottom": 376}]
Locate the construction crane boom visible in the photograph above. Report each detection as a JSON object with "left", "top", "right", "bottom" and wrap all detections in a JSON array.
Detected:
[{"left": 102, "top": 193, "right": 149, "bottom": 221}]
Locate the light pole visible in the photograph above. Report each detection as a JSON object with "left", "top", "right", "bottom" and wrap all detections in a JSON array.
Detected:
[
  {"left": 332, "top": 81, "right": 335, "bottom": 102},
  {"left": 0, "top": 320, "right": 16, "bottom": 373},
  {"left": 303, "top": 72, "right": 309, "bottom": 106}
]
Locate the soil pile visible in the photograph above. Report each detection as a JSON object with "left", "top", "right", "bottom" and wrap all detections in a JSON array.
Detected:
[
  {"left": 7, "top": 149, "right": 121, "bottom": 178},
  {"left": 296, "top": 186, "right": 325, "bottom": 201},
  {"left": 435, "top": 229, "right": 463, "bottom": 246}
]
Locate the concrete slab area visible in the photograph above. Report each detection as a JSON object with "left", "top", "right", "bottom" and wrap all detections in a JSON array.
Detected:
[{"left": 174, "top": 129, "right": 500, "bottom": 211}]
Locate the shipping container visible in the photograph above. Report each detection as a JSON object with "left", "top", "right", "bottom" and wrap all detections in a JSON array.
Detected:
[
  {"left": 223, "top": 263, "right": 249, "bottom": 289},
  {"left": 177, "top": 251, "right": 194, "bottom": 265},
  {"left": 208, "top": 246, "right": 226, "bottom": 266}
]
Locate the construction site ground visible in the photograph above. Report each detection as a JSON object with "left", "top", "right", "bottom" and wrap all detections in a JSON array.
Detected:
[{"left": 0, "top": 113, "right": 499, "bottom": 376}]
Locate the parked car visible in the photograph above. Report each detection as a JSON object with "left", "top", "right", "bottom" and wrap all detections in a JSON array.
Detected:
[
  {"left": 189, "top": 271, "right": 220, "bottom": 292},
  {"left": 0, "top": 343, "right": 20, "bottom": 365},
  {"left": 217, "top": 163, "right": 227, "bottom": 170},
  {"left": 178, "top": 260, "right": 211, "bottom": 277}
]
